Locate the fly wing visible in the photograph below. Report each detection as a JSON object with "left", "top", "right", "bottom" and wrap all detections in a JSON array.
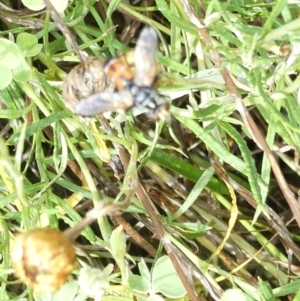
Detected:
[
  {"left": 73, "top": 90, "right": 134, "bottom": 116},
  {"left": 134, "top": 27, "right": 158, "bottom": 87}
]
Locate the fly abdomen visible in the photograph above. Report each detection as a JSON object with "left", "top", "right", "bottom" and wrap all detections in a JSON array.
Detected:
[{"left": 104, "top": 58, "right": 134, "bottom": 91}]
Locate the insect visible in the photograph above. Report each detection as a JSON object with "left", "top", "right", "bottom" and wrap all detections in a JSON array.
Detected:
[{"left": 73, "top": 27, "right": 170, "bottom": 120}]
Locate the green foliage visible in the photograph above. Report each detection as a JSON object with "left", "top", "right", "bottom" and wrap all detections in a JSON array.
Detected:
[
  {"left": 0, "top": 38, "right": 22, "bottom": 89},
  {"left": 34, "top": 282, "right": 87, "bottom": 301},
  {"left": 21, "top": 0, "right": 45, "bottom": 10},
  {"left": 1, "top": 0, "right": 300, "bottom": 300},
  {"left": 129, "top": 257, "right": 187, "bottom": 299},
  {"left": 220, "top": 289, "right": 254, "bottom": 301},
  {"left": 0, "top": 32, "right": 42, "bottom": 89},
  {"left": 21, "top": 0, "right": 68, "bottom": 12},
  {"left": 17, "top": 33, "right": 43, "bottom": 57}
]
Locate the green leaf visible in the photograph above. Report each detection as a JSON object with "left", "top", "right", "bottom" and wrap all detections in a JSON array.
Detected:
[
  {"left": 22, "top": 0, "right": 45, "bottom": 11},
  {"left": 110, "top": 225, "right": 126, "bottom": 260},
  {"left": 0, "top": 38, "right": 22, "bottom": 69},
  {"left": 258, "top": 278, "right": 276, "bottom": 301},
  {"left": 26, "top": 43, "right": 43, "bottom": 57},
  {"left": 107, "top": 0, "right": 122, "bottom": 20},
  {"left": 110, "top": 225, "right": 127, "bottom": 284},
  {"left": 292, "top": 288, "right": 300, "bottom": 301},
  {"left": 17, "top": 32, "right": 37, "bottom": 52},
  {"left": 170, "top": 222, "right": 213, "bottom": 235},
  {"left": 0, "top": 100, "right": 34, "bottom": 118},
  {"left": 128, "top": 275, "right": 151, "bottom": 294},
  {"left": 147, "top": 295, "right": 165, "bottom": 301},
  {"left": 52, "top": 282, "right": 79, "bottom": 301},
  {"left": 21, "top": 0, "right": 67, "bottom": 15},
  {"left": 220, "top": 122, "right": 263, "bottom": 207},
  {"left": 138, "top": 259, "right": 151, "bottom": 284},
  {"left": 50, "top": 0, "right": 68, "bottom": 13},
  {"left": 16, "top": 32, "right": 42, "bottom": 57},
  {"left": 261, "top": 0, "right": 287, "bottom": 37},
  {"left": 172, "top": 166, "right": 216, "bottom": 220},
  {"left": 6, "top": 111, "right": 71, "bottom": 145},
  {"left": 220, "top": 289, "right": 254, "bottom": 301},
  {"left": 150, "top": 149, "right": 229, "bottom": 195},
  {"left": 0, "top": 66, "right": 12, "bottom": 90},
  {"left": 21, "top": 0, "right": 45, "bottom": 11},
  {"left": 152, "top": 256, "right": 186, "bottom": 298},
  {"left": 155, "top": 0, "right": 197, "bottom": 35},
  {"left": 272, "top": 279, "right": 300, "bottom": 297},
  {"left": 12, "top": 57, "right": 32, "bottom": 82}
]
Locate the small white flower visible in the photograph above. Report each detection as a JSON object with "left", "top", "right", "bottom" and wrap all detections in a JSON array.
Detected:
[{"left": 78, "top": 265, "right": 113, "bottom": 301}]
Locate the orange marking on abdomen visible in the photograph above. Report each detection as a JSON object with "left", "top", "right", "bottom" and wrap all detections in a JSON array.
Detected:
[{"left": 104, "top": 58, "right": 134, "bottom": 91}]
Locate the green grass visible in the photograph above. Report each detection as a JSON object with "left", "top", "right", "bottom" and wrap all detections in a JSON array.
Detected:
[{"left": 1, "top": 0, "right": 300, "bottom": 300}]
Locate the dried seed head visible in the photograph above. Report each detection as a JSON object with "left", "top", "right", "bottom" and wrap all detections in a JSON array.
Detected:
[
  {"left": 11, "top": 228, "right": 76, "bottom": 292},
  {"left": 62, "top": 57, "right": 114, "bottom": 112}
]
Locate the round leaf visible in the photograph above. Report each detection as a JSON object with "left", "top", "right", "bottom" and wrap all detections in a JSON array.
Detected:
[
  {"left": 17, "top": 33, "right": 42, "bottom": 57},
  {"left": 21, "top": 0, "right": 68, "bottom": 12},
  {"left": 51, "top": 0, "right": 68, "bottom": 13},
  {"left": 152, "top": 256, "right": 187, "bottom": 298},
  {"left": 21, "top": 0, "right": 45, "bottom": 11},
  {"left": 128, "top": 275, "right": 151, "bottom": 294},
  {"left": 0, "top": 66, "right": 12, "bottom": 90},
  {"left": 0, "top": 38, "right": 22, "bottom": 69},
  {"left": 25, "top": 44, "right": 43, "bottom": 57}
]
